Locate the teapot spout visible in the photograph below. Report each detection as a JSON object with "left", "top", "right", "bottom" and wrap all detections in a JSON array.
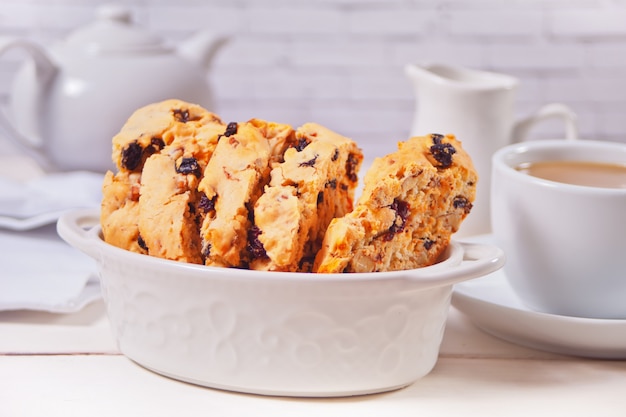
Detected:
[{"left": 178, "top": 31, "right": 230, "bottom": 70}]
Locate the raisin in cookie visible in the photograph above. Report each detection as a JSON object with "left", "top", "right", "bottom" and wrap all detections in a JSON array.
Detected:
[
  {"left": 250, "top": 123, "right": 363, "bottom": 272},
  {"left": 314, "top": 133, "right": 477, "bottom": 273}
]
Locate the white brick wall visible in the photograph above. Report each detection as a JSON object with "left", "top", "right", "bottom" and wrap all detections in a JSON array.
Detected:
[
  {"left": 550, "top": 9, "right": 626, "bottom": 37},
  {"left": 0, "top": 0, "right": 625, "bottom": 160}
]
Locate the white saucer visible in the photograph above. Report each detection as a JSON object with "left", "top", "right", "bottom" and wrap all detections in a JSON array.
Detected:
[{"left": 452, "top": 238, "right": 626, "bottom": 359}]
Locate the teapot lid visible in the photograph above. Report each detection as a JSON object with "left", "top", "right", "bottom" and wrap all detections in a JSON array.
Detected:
[{"left": 63, "top": 4, "right": 171, "bottom": 54}]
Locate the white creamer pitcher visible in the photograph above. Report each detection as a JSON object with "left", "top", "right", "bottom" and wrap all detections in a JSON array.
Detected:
[{"left": 405, "top": 63, "right": 578, "bottom": 237}]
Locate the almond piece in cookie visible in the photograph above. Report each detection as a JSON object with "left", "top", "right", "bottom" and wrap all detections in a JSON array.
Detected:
[{"left": 247, "top": 118, "right": 297, "bottom": 164}]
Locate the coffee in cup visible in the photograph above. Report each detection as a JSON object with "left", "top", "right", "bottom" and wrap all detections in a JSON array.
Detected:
[
  {"left": 491, "top": 139, "right": 626, "bottom": 319},
  {"left": 516, "top": 160, "right": 626, "bottom": 189}
]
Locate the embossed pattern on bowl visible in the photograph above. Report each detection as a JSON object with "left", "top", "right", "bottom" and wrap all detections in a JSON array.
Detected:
[{"left": 57, "top": 209, "right": 505, "bottom": 397}]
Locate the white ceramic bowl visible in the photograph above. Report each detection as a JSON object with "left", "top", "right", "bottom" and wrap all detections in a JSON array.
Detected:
[{"left": 58, "top": 209, "right": 504, "bottom": 397}]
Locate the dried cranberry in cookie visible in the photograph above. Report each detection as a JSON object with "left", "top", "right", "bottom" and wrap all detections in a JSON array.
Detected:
[{"left": 428, "top": 133, "right": 457, "bottom": 169}]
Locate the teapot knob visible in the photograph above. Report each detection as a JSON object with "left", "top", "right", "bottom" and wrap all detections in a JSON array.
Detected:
[{"left": 96, "top": 4, "right": 132, "bottom": 24}]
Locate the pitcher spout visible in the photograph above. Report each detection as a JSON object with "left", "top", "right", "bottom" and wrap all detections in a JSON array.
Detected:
[
  {"left": 404, "top": 63, "right": 440, "bottom": 89},
  {"left": 405, "top": 63, "right": 518, "bottom": 91}
]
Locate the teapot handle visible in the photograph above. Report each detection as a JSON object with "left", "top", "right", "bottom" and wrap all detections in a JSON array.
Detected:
[
  {"left": 511, "top": 103, "right": 579, "bottom": 143},
  {"left": 0, "top": 37, "right": 57, "bottom": 168}
]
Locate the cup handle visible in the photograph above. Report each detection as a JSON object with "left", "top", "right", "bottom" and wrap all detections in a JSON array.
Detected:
[
  {"left": 56, "top": 208, "right": 102, "bottom": 261},
  {"left": 511, "top": 103, "right": 579, "bottom": 144}
]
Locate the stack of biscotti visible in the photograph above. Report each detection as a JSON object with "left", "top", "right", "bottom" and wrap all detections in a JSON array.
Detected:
[
  {"left": 314, "top": 133, "right": 477, "bottom": 273},
  {"left": 100, "top": 99, "right": 364, "bottom": 271},
  {"left": 101, "top": 100, "right": 477, "bottom": 273}
]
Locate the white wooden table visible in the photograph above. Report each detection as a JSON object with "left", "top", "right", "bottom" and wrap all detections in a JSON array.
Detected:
[{"left": 2, "top": 301, "right": 626, "bottom": 417}]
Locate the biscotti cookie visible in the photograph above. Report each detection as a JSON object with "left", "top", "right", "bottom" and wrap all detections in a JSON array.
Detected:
[
  {"left": 102, "top": 99, "right": 224, "bottom": 255},
  {"left": 314, "top": 133, "right": 477, "bottom": 273},
  {"left": 197, "top": 121, "right": 274, "bottom": 268},
  {"left": 250, "top": 123, "right": 363, "bottom": 272},
  {"left": 136, "top": 116, "right": 226, "bottom": 264},
  {"left": 296, "top": 123, "right": 363, "bottom": 249},
  {"left": 100, "top": 170, "right": 145, "bottom": 254}
]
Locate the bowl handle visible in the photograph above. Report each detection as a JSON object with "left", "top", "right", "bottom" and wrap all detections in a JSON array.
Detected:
[
  {"left": 456, "top": 241, "right": 505, "bottom": 280},
  {"left": 56, "top": 208, "right": 102, "bottom": 261},
  {"left": 405, "top": 241, "right": 505, "bottom": 287}
]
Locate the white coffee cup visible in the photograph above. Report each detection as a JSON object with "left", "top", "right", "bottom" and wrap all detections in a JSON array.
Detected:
[{"left": 491, "top": 139, "right": 626, "bottom": 319}]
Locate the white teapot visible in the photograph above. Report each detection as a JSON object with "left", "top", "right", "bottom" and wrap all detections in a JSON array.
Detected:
[{"left": 0, "top": 4, "right": 228, "bottom": 173}]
